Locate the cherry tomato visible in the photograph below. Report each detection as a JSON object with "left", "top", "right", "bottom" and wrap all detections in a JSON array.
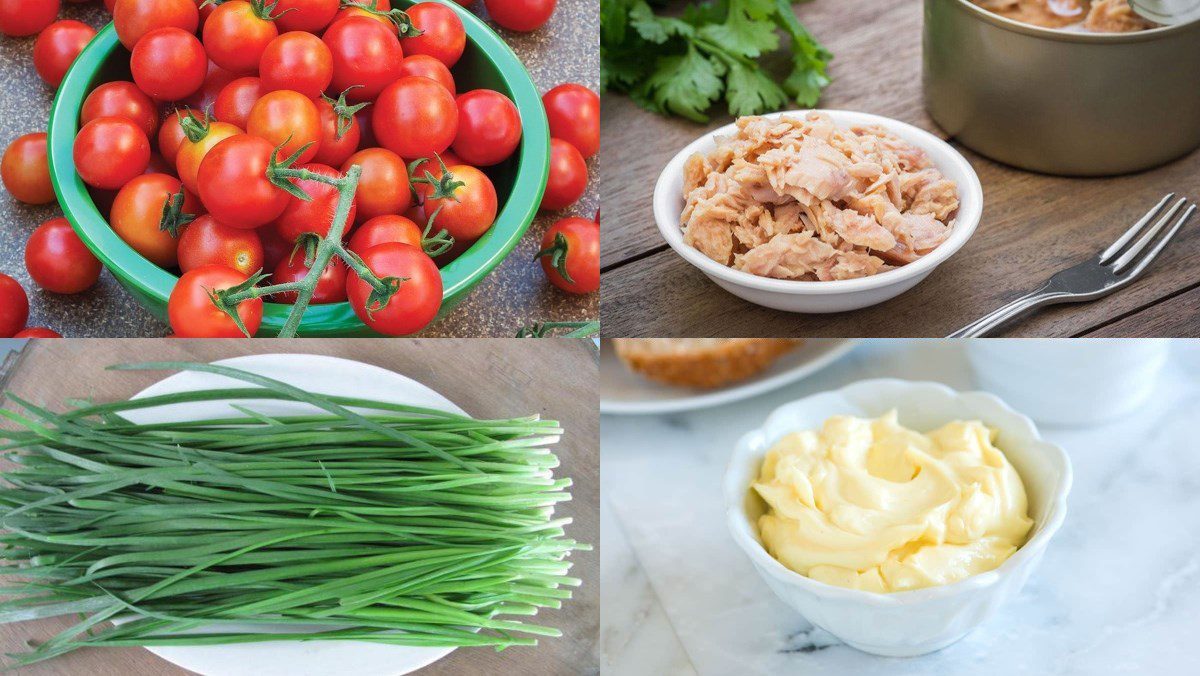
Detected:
[
  {"left": 0, "top": 272, "right": 30, "bottom": 337},
  {"left": 452, "top": 89, "right": 521, "bottom": 167},
  {"left": 113, "top": 0, "right": 199, "bottom": 50},
  {"left": 311, "top": 95, "right": 361, "bottom": 168},
  {"left": 333, "top": 0, "right": 391, "bottom": 26},
  {"left": 541, "top": 137, "right": 587, "bottom": 211},
  {"left": 247, "top": 90, "right": 321, "bottom": 163},
  {"left": 176, "top": 115, "right": 242, "bottom": 195},
  {"left": 409, "top": 150, "right": 461, "bottom": 202},
  {"left": 348, "top": 215, "right": 422, "bottom": 257},
  {"left": 25, "top": 217, "right": 102, "bottom": 294},
  {"left": 259, "top": 32, "right": 332, "bottom": 99},
  {"left": 373, "top": 76, "right": 457, "bottom": 160},
  {"left": 182, "top": 61, "right": 239, "bottom": 112},
  {"left": 259, "top": 222, "right": 293, "bottom": 271},
  {"left": 347, "top": 243, "right": 441, "bottom": 336},
  {"left": 543, "top": 83, "right": 599, "bottom": 159},
  {"left": 274, "top": 163, "right": 355, "bottom": 242},
  {"left": 177, "top": 215, "right": 264, "bottom": 275},
  {"left": 274, "top": 0, "right": 339, "bottom": 33},
  {"left": 213, "top": 77, "right": 263, "bottom": 129},
  {"left": 196, "top": 135, "right": 291, "bottom": 228},
  {"left": 82, "top": 81, "right": 159, "bottom": 138},
  {"left": 355, "top": 107, "right": 375, "bottom": 147},
  {"left": 2, "top": 133, "right": 54, "bottom": 205},
  {"left": 169, "top": 265, "right": 263, "bottom": 337},
  {"left": 131, "top": 28, "right": 208, "bottom": 102},
  {"left": 423, "top": 165, "right": 497, "bottom": 244},
  {"left": 194, "top": 0, "right": 218, "bottom": 24},
  {"left": 203, "top": 0, "right": 279, "bottom": 74},
  {"left": 272, "top": 255, "right": 346, "bottom": 304},
  {"left": 0, "top": 0, "right": 59, "bottom": 37},
  {"left": 322, "top": 16, "right": 403, "bottom": 104},
  {"left": 397, "top": 55, "right": 456, "bottom": 96},
  {"left": 111, "top": 173, "right": 198, "bottom": 267},
  {"left": 341, "top": 148, "right": 411, "bottom": 223},
  {"left": 484, "top": 0, "right": 555, "bottom": 32},
  {"left": 158, "top": 107, "right": 196, "bottom": 166},
  {"left": 13, "top": 327, "right": 61, "bottom": 338},
  {"left": 537, "top": 216, "right": 599, "bottom": 294},
  {"left": 74, "top": 117, "right": 151, "bottom": 190},
  {"left": 402, "top": 3, "right": 465, "bottom": 68},
  {"left": 33, "top": 21, "right": 96, "bottom": 88}
]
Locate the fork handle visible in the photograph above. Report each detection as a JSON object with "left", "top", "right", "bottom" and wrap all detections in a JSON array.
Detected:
[{"left": 948, "top": 289, "right": 1064, "bottom": 338}]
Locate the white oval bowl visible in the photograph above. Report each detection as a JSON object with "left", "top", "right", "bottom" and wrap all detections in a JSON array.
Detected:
[
  {"left": 722, "top": 379, "right": 1072, "bottom": 656},
  {"left": 654, "top": 110, "right": 984, "bottom": 313}
]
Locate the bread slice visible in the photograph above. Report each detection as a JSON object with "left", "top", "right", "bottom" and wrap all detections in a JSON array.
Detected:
[{"left": 612, "top": 339, "right": 801, "bottom": 389}]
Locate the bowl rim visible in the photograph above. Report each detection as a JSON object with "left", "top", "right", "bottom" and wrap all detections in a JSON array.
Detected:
[
  {"left": 944, "top": 0, "right": 1200, "bottom": 43},
  {"left": 47, "top": 0, "right": 550, "bottom": 336},
  {"left": 722, "top": 378, "right": 1073, "bottom": 608},
  {"left": 653, "top": 109, "right": 983, "bottom": 297}
]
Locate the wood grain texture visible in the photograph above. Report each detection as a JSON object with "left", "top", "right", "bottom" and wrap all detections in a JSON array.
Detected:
[
  {"left": 0, "top": 340, "right": 599, "bottom": 676},
  {"left": 599, "top": 0, "right": 1200, "bottom": 338}
]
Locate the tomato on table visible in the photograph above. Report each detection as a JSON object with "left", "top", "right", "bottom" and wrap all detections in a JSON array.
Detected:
[
  {"left": 484, "top": 0, "right": 556, "bottom": 32},
  {"left": 272, "top": 255, "right": 347, "bottom": 304},
  {"left": 323, "top": 17, "right": 404, "bottom": 103},
  {"left": 537, "top": 216, "right": 599, "bottom": 294},
  {"left": 0, "top": 272, "right": 30, "bottom": 338},
  {"left": 346, "top": 243, "right": 442, "bottom": 336},
  {"left": 373, "top": 76, "right": 458, "bottom": 160},
  {"left": 273, "top": 163, "right": 356, "bottom": 242},
  {"left": 33, "top": 21, "right": 97, "bottom": 89},
  {"left": 13, "top": 327, "right": 62, "bottom": 338},
  {"left": 73, "top": 117, "right": 151, "bottom": 191},
  {"left": 175, "top": 113, "right": 243, "bottom": 195},
  {"left": 25, "top": 217, "right": 102, "bottom": 295},
  {"left": 397, "top": 55, "right": 456, "bottom": 96},
  {"left": 423, "top": 165, "right": 497, "bottom": 244},
  {"left": 113, "top": 0, "right": 199, "bottom": 50},
  {"left": 274, "top": 0, "right": 340, "bottom": 33},
  {"left": 196, "top": 135, "right": 292, "bottom": 228},
  {"left": 177, "top": 215, "right": 265, "bottom": 275},
  {"left": 348, "top": 215, "right": 423, "bottom": 257},
  {"left": 543, "top": 83, "right": 600, "bottom": 159},
  {"left": 247, "top": 90, "right": 322, "bottom": 163},
  {"left": 260, "top": 31, "right": 333, "bottom": 99},
  {"left": 541, "top": 137, "right": 588, "bottom": 211},
  {"left": 311, "top": 94, "right": 363, "bottom": 167},
  {"left": 110, "top": 173, "right": 199, "bottom": 267},
  {"left": 169, "top": 265, "right": 263, "bottom": 338},
  {"left": 2, "top": 133, "right": 55, "bottom": 206},
  {"left": 203, "top": 0, "right": 281, "bottom": 74},
  {"left": 453, "top": 89, "right": 522, "bottom": 167},
  {"left": 0, "top": 0, "right": 60, "bottom": 37},
  {"left": 131, "top": 28, "right": 208, "bottom": 101},
  {"left": 401, "top": 3, "right": 465, "bottom": 68},
  {"left": 341, "top": 148, "right": 411, "bottom": 223},
  {"left": 82, "top": 82, "right": 159, "bottom": 138}
]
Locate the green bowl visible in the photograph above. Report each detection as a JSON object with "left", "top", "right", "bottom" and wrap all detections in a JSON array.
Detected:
[{"left": 47, "top": 1, "right": 549, "bottom": 336}]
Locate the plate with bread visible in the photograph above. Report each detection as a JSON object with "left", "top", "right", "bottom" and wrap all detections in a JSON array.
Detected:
[{"left": 601, "top": 339, "right": 856, "bottom": 415}]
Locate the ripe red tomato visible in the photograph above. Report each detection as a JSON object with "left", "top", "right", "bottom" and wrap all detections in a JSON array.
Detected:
[
  {"left": 348, "top": 214, "right": 422, "bottom": 257},
  {"left": 333, "top": 0, "right": 391, "bottom": 26},
  {"left": 0, "top": 0, "right": 59, "bottom": 37},
  {"left": 537, "top": 216, "right": 599, "bottom": 294},
  {"left": 213, "top": 77, "right": 264, "bottom": 129},
  {"left": 177, "top": 215, "right": 264, "bottom": 275},
  {"left": 25, "top": 217, "right": 102, "bottom": 294},
  {"left": 541, "top": 138, "right": 587, "bottom": 211},
  {"left": 407, "top": 150, "right": 461, "bottom": 202},
  {"left": 274, "top": 163, "right": 355, "bottom": 241},
  {"left": 247, "top": 90, "right": 321, "bottom": 163},
  {"left": 74, "top": 117, "right": 151, "bottom": 190},
  {"left": 397, "top": 55, "right": 456, "bottom": 96},
  {"left": 111, "top": 173, "right": 198, "bottom": 267},
  {"left": 423, "top": 165, "right": 497, "bottom": 244},
  {"left": 158, "top": 107, "right": 196, "bottom": 166},
  {"left": 260, "top": 31, "right": 333, "bottom": 99},
  {"left": 272, "top": 255, "right": 346, "bottom": 304},
  {"left": 543, "top": 83, "right": 599, "bottom": 159},
  {"left": 182, "top": 61, "right": 240, "bottom": 112},
  {"left": 0, "top": 273, "right": 30, "bottom": 337},
  {"left": 82, "top": 81, "right": 159, "bottom": 138},
  {"left": 113, "top": 0, "right": 198, "bottom": 50},
  {"left": 169, "top": 265, "right": 263, "bottom": 337},
  {"left": 2, "top": 133, "right": 55, "bottom": 205},
  {"left": 196, "top": 135, "right": 291, "bottom": 228},
  {"left": 312, "top": 95, "right": 361, "bottom": 167},
  {"left": 203, "top": 0, "right": 279, "bottom": 73},
  {"left": 347, "top": 243, "right": 442, "bottom": 336},
  {"left": 484, "top": 0, "right": 555, "bottom": 32},
  {"left": 274, "top": 0, "right": 339, "bottom": 33},
  {"left": 194, "top": 0, "right": 217, "bottom": 24},
  {"left": 175, "top": 116, "right": 242, "bottom": 195},
  {"left": 13, "top": 327, "right": 61, "bottom": 338},
  {"left": 452, "top": 89, "right": 521, "bottom": 167},
  {"left": 322, "top": 17, "right": 404, "bottom": 103},
  {"left": 33, "top": 21, "right": 96, "bottom": 88},
  {"left": 402, "top": 3, "right": 465, "bottom": 68},
  {"left": 341, "top": 148, "right": 411, "bottom": 223},
  {"left": 373, "top": 76, "right": 457, "bottom": 160},
  {"left": 131, "top": 28, "right": 207, "bottom": 101},
  {"left": 259, "top": 222, "right": 293, "bottom": 271}
]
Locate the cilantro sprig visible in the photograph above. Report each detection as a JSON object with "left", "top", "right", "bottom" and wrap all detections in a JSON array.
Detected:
[{"left": 601, "top": 0, "right": 832, "bottom": 122}]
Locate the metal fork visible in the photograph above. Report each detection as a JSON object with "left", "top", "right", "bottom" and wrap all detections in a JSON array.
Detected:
[{"left": 949, "top": 194, "right": 1196, "bottom": 338}]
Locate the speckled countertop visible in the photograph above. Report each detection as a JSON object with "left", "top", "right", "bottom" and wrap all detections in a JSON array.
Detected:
[{"left": 0, "top": 0, "right": 598, "bottom": 337}]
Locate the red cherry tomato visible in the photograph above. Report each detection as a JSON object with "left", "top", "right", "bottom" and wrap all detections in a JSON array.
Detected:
[
  {"left": 423, "top": 165, "right": 497, "bottom": 244},
  {"left": 158, "top": 107, "right": 196, "bottom": 166},
  {"left": 203, "top": 0, "right": 280, "bottom": 74},
  {"left": 274, "top": 0, "right": 340, "bottom": 33},
  {"left": 259, "top": 222, "right": 293, "bottom": 271},
  {"left": 537, "top": 216, "right": 599, "bottom": 294},
  {"left": 194, "top": 0, "right": 217, "bottom": 24},
  {"left": 0, "top": 272, "right": 29, "bottom": 337},
  {"left": 452, "top": 89, "right": 521, "bottom": 167},
  {"left": 355, "top": 108, "right": 375, "bottom": 147},
  {"left": 131, "top": 28, "right": 208, "bottom": 101},
  {"left": 333, "top": 0, "right": 391, "bottom": 26},
  {"left": 373, "top": 76, "right": 457, "bottom": 160},
  {"left": 74, "top": 117, "right": 151, "bottom": 191},
  {"left": 82, "top": 81, "right": 159, "bottom": 138},
  {"left": 177, "top": 215, "right": 264, "bottom": 275},
  {"left": 322, "top": 17, "right": 404, "bottom": 103},
  {"left": 274, "top": 163, "right": 356, "bottom": 242},
  {"left": 404, "top": 150, "right": 461, "bottom": 202},
  {"left": 341, "top": 148, "right": 411, "bottom": 223},
  {"left": 213, "top": 77, "right": 264, "bottom": 129},
  {"left": 182, "top": 61, "right": 240, "bottom": 112},
  {"left": 111, "top": 173, "right": 198, "bottom": 267},
  {"left": 402, "top": 3, "right": 465, "bottom": 68},
  {"left": 196, "top": 135, "right": 291, "bottom": 228},
  {"left": 272, "top": 255, "right": 346, "bottom": 304},
  {"left": 543, "top": 83, "right": 599, "bottom": 159},
  {"left": 312, "top": 95, "right": 361, "bottom": 168},
  {"left": 2, "top": 133, "right": 55, "bottom": 205},
  {"left": 260, "top": 31, "right": 333, "bottom": 99},
  {"left": 113, "top": 0, "right": 198, "bottom": 50},
  {"left": 33, "top": 21, "right": 96, "bottom": 88},
  {"left": 484, "top": 0, "right": 555, "bottom": 32},
  {"left": 13, "top": 327, "right": 61, "bottom": 338},
  {"left": 348, "top": 214, "right": 422, "bottom": 257},
  {"left": 397, "top": 55, "right": 456, "bottom": 96},
  {"left": 541, "top": 138, "right": 587, "bottom": 211},
  {"left": 175, "top": 115, "right": 243, "bottom": 195},
  {"left": 169, "top": 265, "right": 263, "bottom": 337},
  {"left": 0, "top": 0, "right": 60, "bottom": 37},
  {"left": 247, "top": 90, "right": 321, "bottom": 163},
  {"left": 25, "top": 217, "right": 102, "bottom": 294},
  {"left": 347, "top": 243, "right": 442, "bottom": 336}
]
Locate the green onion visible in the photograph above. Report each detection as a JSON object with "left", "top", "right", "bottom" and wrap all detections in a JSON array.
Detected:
[{"left": 0, "top": 362, "right": 589, "bottom": 667}]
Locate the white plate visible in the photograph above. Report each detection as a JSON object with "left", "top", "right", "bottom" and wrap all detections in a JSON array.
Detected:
[
  {"left": 118, "top": 354, "right": 465, "bottom": 676},
  {"left": 599, "top": 340, "right": 857, "bottom": 415}
]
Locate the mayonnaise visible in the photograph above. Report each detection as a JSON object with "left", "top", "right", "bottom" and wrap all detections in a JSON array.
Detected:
[{"left": 752, "top": 410, "right": 1033, "bottom": 593}]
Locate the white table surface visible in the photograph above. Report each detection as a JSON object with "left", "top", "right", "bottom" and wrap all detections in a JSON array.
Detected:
[{"left": 600, "top": 340, "right": 1200, "bottom": 675}]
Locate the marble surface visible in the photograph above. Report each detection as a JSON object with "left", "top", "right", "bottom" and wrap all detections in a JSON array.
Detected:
[{"left": 600, "top": 340, "right": 1200, "bottom": 675}]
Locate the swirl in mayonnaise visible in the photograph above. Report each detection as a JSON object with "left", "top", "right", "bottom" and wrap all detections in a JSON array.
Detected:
[{"left": 752, "top": 411, "right": 1033, "bottom": 593}]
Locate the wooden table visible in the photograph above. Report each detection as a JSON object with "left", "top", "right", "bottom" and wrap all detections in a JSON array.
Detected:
[
  {"left": 0, "top": 339, "right": 599, "bottom": 675},
  {"left": 599, "top": 0, "right": 1200, "bottom": 338}
]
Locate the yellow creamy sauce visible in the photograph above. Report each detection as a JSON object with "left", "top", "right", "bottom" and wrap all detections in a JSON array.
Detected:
[{"left": 753, "top": 411, "right": 1033, "bottom": 593}]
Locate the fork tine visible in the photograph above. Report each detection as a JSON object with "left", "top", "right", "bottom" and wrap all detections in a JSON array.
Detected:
[
  {"left": 1100, "top": 193, "right": 1175, "bottom": 264},
  {"left": 1112, "top": 198, "right": 1191, "bottom": 273},
  {"left": 1118, "top": 204, "right": 1196, "bottom": 278}
]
